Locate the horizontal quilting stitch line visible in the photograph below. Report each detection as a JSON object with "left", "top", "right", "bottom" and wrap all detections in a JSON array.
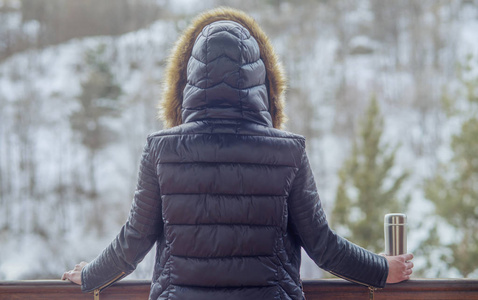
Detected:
[
  {"left": 181, "top": 106, "right": 269, "bottom": 113},
  {"left": 185, "top": 78, "right": 265, "bottom": 91},
  {"left": 157, "top": 161, "right": 298, "bottom": 168},
  {"left": 162, "top": 193, "right": 284, "bottom": 197},
  {"left": 190, "top": 54, "right": 260, "bottom": 67},
  {"left": 162, "top": 194, "right": 286, "bottom": 198},
  {"left": 171, "top": 283, "right": 276, "bottom": 289},
  {"left": 167, "top": 223, "right": 279, "bottom": 228},
  {"left": 181, "top": 107, "right": 269, "bottom": 114},
  {"left": 149, "top": 131, "right": 305, "bottom": 141},
  {"left": 170, "top": 254, "right": 274, "bottom": 260},
  {"left": 162, "top": 195, "right": 286, "bottom": 201}
]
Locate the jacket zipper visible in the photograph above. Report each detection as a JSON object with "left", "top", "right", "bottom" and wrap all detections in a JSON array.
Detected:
[
  {"left": 328, "top": 270, "right": 380, "bottom": 300},
  {"left": 93, "top": 271, "right": 126, "bottom": 300}
]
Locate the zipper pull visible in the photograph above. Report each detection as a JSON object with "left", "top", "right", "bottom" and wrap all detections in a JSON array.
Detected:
[
  {"left": 368, "top": 286, "right": 375, "bottom": 300},
  {"left": 94, "top": 289, "right": 100, "bottom": 300}
]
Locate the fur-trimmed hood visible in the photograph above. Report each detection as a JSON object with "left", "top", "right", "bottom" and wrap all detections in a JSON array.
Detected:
[{"left": 159, "top": 7, "right": 287, "bottom": 129}]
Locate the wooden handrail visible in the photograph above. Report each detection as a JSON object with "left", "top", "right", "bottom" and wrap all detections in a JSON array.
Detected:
[
  {"left": 1, "top": 279, "right": 477, "bottom": 299},
  {"left": 303, "top": 278, "right": 478, "bottom": 300}
]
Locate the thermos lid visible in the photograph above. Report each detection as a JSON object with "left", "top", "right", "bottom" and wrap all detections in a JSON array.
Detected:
[{"left": 384, "top": 213, "right": 407, "bottom": 225}]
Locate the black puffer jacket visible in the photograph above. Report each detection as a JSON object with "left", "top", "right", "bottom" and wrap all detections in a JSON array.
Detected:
[{"left": 81, "top": 10, "right": 388, "bottom": 300}]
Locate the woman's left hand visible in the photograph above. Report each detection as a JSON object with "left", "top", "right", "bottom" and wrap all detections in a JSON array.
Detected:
[{"left": 61, "top": 261, "right": 88, "bottom": 285}]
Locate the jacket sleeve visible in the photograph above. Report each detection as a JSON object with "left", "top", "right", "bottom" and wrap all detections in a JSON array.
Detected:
[
  {"left": 288, "top": 149, "right": 388, "bottom": 288},
  {"left": 81, "top": 137, "right": 163, "bottom": 293}
]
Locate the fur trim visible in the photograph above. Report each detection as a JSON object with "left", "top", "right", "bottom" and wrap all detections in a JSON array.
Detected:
[{"left": 158, "top": 7, "right": 287, "bottom": 129}]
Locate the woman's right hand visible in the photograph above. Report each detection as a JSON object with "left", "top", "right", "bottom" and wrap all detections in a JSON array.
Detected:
[
  {"left": 384, "top": 253, "right": 414, "bottom": 284},
  {"left": 61, "top": 261, "right": 88, "bottom": 285}
]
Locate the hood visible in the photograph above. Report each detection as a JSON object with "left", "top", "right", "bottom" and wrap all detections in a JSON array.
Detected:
[
  {"left": 182, "top": 20, "right": 271, "bottom": 126},
  {"left": 159, "top": 7, "right": 287, "bottom": 129}
]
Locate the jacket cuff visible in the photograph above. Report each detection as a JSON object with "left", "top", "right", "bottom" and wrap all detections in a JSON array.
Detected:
[
  {"left": 81, "top": 251, "right": 127, "bottom": 293},
  {"left": 377, "top": 254, "right": 389, "bottom": 288},
  {"left": 325, "top": 237, "right": 390, "bottom": 289}
]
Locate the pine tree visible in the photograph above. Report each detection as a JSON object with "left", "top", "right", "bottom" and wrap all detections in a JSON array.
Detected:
[
  {"left": 422, "top": 55, "right": 478, "bottom": 277},
  {"left": 69, "top": 43, "right": 122, "bottom": 234},
  {"left": 332, "top": 96, "right": 409, "bottom": 253},
  {"left": 70, "top": 43, "right": 122, "bottom": 199}
]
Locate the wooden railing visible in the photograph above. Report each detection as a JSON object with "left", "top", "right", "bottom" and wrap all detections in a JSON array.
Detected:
[{"left": 1, "top": 279, "right": 478, "bottom": 299}]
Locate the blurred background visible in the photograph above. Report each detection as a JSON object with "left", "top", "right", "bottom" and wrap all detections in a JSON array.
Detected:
[{"left": 0, "top": 0, "right": 477, "bottom": 280}]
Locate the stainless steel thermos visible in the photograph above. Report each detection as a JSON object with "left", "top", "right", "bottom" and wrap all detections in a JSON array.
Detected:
[{"left": 384, "top": 213, "right": 407, "bottom": 255}]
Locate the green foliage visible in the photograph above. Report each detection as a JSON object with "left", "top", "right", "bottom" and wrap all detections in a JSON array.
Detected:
[
  {"left": 441, "top": 54, "right": 478, "bottom": 117},
  {"left": 70, "top": 43, "right": 122, "bottom": 152},
  {"left": 69, "top": 43, "right": 122, "bottom": 205},
  {"left": 422, "top": 58, "right": 478, "bottom": 277},
  {"left": 332, "top": 96, "right": 409, "bottom": 253},
  {"left": 422, "top": 120, "right": 478, "bottom": 277},
  {"left": 422, "top": 84, "right": 478, "bottom": 277}
]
